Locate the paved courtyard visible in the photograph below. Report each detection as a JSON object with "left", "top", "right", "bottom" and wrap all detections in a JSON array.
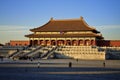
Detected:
[{"left": 0, "top": 59, "right": 120, "bottom": 80}]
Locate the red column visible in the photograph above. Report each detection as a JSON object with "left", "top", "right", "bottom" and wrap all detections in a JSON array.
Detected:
[
  {"left": 32, "top": 39, "right": 34, "bottom": 46},
  {"left": 83, "top": 40, "right": 85, "bottom": 46},
  {"left": 95, "top": 40, "right": 97, "bottom": 46},
  {"left": 71, "top": 40, "right": 72, "bottom": 46},
  {"left": 64, "top": 40, "right": 66, "bottom": 46},
  {"left": 92, "top": 40, "right": 96, "bottom": 46},
  {"left": 77, "top": 40, "right": 79, "bottom": 46},
  {"left": 56, "top": 40, "right": 58, "bottom": 46},
  {"left": 37, "top": 40, "right": 39, "bottom": 45}
]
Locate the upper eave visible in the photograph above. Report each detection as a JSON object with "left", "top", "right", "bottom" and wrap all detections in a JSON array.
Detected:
[{"left": 30, "top": 17, "right": 100, "bottom": 33}]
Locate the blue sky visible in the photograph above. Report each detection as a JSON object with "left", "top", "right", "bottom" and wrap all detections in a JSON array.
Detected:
[{"left": 0, "top": 0, "right": 120, "bottom": 44}]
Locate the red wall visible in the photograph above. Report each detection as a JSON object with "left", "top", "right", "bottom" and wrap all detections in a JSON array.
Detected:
[
  {"left": 110, "top": 40, "right": 120, "bottom": 47},
  {"left": 10, "top": 40, "right": 29, "bottom": 46},
  {"left": 97, "top": 40, "right": 120, "bottom": 47}
]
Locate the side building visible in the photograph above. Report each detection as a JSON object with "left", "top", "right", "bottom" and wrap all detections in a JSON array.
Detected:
[{"left": 10, "top": 40, "right": 29, "bottom": 46}]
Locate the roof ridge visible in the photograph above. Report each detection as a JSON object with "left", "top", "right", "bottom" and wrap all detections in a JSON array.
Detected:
[
  {"left": 51, "top": 18, "right": 81, "bottom": 21},
  {"left": 50, "top": 16, "right": 83, "bottom": 21}
]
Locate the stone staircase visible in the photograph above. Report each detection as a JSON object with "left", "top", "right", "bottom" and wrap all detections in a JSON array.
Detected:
[{"left": 54, "top": 46, "right": 106, "bottom": 60}]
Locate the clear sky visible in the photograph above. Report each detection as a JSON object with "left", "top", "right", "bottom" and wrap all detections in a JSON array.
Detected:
[{"left": 0, "top": 0, "right": 120, "bottom": 44}]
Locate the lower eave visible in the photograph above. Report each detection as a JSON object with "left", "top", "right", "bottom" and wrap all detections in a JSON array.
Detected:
[
  {"left": 25, "top": 34, "right": 103, "bottom": 39},
  {"left": 30, "top": 29, "right": 100, "bottom": 33}
]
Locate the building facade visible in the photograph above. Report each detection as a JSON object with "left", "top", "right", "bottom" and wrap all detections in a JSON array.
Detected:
[{"left": 25, "top": 17, "right": 103, "bottom": 46}]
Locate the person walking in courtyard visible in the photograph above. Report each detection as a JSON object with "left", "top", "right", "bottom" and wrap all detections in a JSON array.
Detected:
[
  {"left": 103, "top": 61, "right": 105, "bottom": 67},
  {"left": 69, "top": 62, "right": 72, "bottom": 68},
  {"left": 37, "top": 61, "right": 40, "bottom": 68}
]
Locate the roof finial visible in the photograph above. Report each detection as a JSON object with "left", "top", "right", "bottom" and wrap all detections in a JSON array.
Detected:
[
  {"left": 80, "top": 16, "right": 83, "bottom": 20},
  {"left": 50, "top": 17, "right": 53, "bottom": 21}
]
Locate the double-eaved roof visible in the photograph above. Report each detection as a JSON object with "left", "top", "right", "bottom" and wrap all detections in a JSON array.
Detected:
[
  {"left": 30, "top": 17, "right": 99, "bottom": 33},
  {"left": 25, "top": 17, "right": 103, "bottom": 39}
]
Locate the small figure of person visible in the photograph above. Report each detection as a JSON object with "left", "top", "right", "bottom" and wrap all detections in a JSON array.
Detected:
[
  {"left": 0, "top": 57, "right": 3, "bottom": 61},
  {"left": 37, "top": 61, "right": 40, "bottom": 68},
  {"left": 30, "top": 58, "right": 33, "bottom": 61},
  {"left": 103, "top": 61, "right": 105, "bottom": 67},
  {"left": 76, "top": 59, "right": 78, "bottom": 62},
  {"left": 69, "top": 62, "right": 72, "bottom": 68},
  {"left": 17, "top": 49, "right": 19, "bottom": 52}
]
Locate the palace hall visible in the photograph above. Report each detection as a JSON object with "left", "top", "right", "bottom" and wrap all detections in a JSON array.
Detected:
[
  {"left": 2, "top": 17, "right": 120, "bottom": 60},
  {"left": 25, "top": 17, "right": 103, "bottom": 46}
]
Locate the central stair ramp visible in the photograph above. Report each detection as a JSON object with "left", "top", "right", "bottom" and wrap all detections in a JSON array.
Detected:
[
  {"left": 40, "top": 46, "right": 57, "bottom": 59},
  {"left": 26, "top": 47, "right": 43, "bottom": 58}
]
